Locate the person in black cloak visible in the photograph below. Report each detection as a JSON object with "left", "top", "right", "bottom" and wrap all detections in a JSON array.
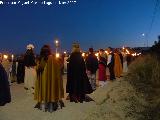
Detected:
[
  {"left": 66, "top": 43, "right": 93, "bottom": 103},
  {"left": 107, "top": 47, "right": 116, "bottom": 80},
  {"left": 17, "top": 55, "right": 25, "bottom": 84},
  {"left": 0, "top": 53, "right": 11, "bottom": 106}
]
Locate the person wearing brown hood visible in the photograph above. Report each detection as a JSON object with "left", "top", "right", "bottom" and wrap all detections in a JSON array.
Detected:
[
  {"left": 114, "top": 49, "right": 123, "bottom": 78},
  {"left": 34, "top": 45, "right": 64, "bottom": 112}
]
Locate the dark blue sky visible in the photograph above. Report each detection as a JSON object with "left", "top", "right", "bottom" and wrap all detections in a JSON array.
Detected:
[{"left": 0, "top": 0, "right": 160, "bottom": 54}]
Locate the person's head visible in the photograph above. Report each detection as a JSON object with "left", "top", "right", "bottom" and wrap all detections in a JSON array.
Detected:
[
  {"left": 25, "top": 44, "right": 35, "bottom": 55},
  {"left": 89, "top": 47, "right": 94, "bottom": 54},
  {"left": 107, "top": 47, "right": 113, "bottom": 53},
  {"left": 40, "top": 44, "right": 51, "bottom": 61},
  {"left": 99, "top": 49, "right": 106, "bottom": 58},
  {"left": 99, "top": 49, "right": 104, "bottom": 54},
  {"left": 114, "top": 48, "right": 119, "bottom": 54},
  {"left": 26, "top": 44, "right": 34, "bottom": 51},
  {"left": 72, "top": 43, "right": 80, "bottom": 53}
]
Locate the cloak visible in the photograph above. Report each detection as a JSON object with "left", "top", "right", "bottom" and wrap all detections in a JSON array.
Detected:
[
  {"left": 34, "top": 55, "right": 64, "bottom": 103},
  {"left": 66, "top": 52, "right": 93, "bottom": 95},
  {"left": 0, "top": 64, "right": 11, "bottom": 106},
  {"left": 114, "top": 53, "right": 123, "bottom": 78}
]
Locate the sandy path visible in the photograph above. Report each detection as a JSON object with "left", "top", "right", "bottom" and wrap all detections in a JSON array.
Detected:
[{"left": 0, "top": 75, "right": 97, "bottom": 120}]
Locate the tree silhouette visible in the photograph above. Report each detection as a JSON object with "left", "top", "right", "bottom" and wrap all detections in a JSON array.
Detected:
[{"left": 150, "top": 35, "right": 160, "bottom": 56}]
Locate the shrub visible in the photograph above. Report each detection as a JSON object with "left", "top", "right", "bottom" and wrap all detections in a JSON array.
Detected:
[{"left": 125, "top": 54, "right": 160, "bottom": 97}]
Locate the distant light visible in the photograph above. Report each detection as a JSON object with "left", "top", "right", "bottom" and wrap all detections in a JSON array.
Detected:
[
  {"left": 142, "top": 33, "right": 145, "bottom": 37},
  {"left": 132, "top": 53, "right": 137, "bottom": 57},
  {"left": 3, "top": 55, "right": 8, "bottom": 59},
  {"left": 126, "top": 49, "right": 130, "bottom": 54},
  {"left": 11, "top": 54, "right": 14, "bottom": 58},
  {"left": 55, "top": 40, "right": 59, "bottom": 44},
  {"left": 0, "top": 1, "right": 3, "bottom": 4},
  {"left": 64, "top": 51, "right": 67, "bottom": 54},
  {"left": 47, "top": 2, "right": 52, "bottom": 5},
  {"left": 105, "top": 51, "right": 109, "bottom": 54},
  {"left": 95, "top": 53, "right": 99, "bottom": 57},
  {"left": 137, "top": 53, "right": 141, "bottom": 56},
  {"left": 56, "top": 53, "right": 60, "bottom": 58},
  {"left": 82, "top": 53, "right": 85, "bottom": 57},
  {"left": 122, "top": 46, "right": 125, "bottom": 50}
]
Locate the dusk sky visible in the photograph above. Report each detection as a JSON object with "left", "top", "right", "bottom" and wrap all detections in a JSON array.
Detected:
[{"left": 0, "top": 0, "right": 160, "bottom": 54}]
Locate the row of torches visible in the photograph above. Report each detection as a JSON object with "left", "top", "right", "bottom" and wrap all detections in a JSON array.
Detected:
[
  {"left": 1, "top": 47, "right": 141, "bottom": 61},
  {"left": 82, "top": 47, "right": 142, "bottom": 58},
  {"left": 1, "top": 54, "right": 14, "bottom": 60}
]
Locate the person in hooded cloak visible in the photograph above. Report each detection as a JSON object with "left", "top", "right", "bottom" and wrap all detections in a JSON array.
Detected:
[
  {"left": 0, "top": 53, "right": 11, "bottom": 106},
  {"left": 66, "top": 43, "right": 93, "bottom": 103},
  {"left": 34, "top": 45, "right": 64, "bottom": 112}
]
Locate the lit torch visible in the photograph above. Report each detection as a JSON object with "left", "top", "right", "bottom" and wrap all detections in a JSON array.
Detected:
[
  {"left": 3, "top": 54, "right": 8, "bottom": 60},
  {"left": 11, "top": 54, "right": 14, "bottom": 61},
  {"left": 82, "top": 52, "right": 85, "bottom": 57},
  {"left": 56, "top": 53, "right": 60, "bottom": 58}
]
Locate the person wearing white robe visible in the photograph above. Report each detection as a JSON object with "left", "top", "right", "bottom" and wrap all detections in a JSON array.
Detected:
[
  {"left": 24, "top": 44, "right": 36, "bottom": 94},
  {"left": 122, "top": 52, "right": 128, "bottom": 73}
]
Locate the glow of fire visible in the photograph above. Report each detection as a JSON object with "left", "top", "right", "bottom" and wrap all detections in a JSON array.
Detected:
[
  {"left": 126, "top": 49, "right": 130, "bottom": 54},
  {"left": 56, "top": 53, "right": 60, "bottom": 58},
  {"left": 95, "top": 53, "right": 99, "bottom": 57},
  {"left": 132, "top": 53, "right": 137, "bottom": 57},
  {"left": 82, "top": 53, "right": 85, "bottom": 57},
  {"left": 3, "top": 55, "right": 8, "bottom": 59},
  {"left": 55, "top": 40, "right": 59, "bottom": 44},
  {"left": 105, "top": 51, "right": 109, "bottom": 54}
]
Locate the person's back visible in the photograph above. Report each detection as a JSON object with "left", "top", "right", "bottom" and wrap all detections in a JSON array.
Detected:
[
  {"left": 67, "top": 44, "right": 93, "bottom": 103},
  {"left": 34, "top": 45, "right": 64, "bottom": 112},
  {"left": 0, "top": 63, "right": 11, "bottom": 106},
  {"left": 86, "top": 53, "right": 98, "bottom": 74}
]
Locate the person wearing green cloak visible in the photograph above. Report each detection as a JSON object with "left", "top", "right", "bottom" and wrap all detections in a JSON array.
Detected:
[{"left": 34, "top": 45, "right": 64, "bottom": 112}]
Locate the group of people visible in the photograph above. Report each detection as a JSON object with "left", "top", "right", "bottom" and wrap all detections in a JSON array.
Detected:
[
  {"left": 96, "top": 47, "right": 128, "bottom": 87},
  {"left": 0, "top": 43, "right": 130, "bottom": 112},
  {"left": 0, "top": 43, "right": 94, "bottom": 112},
  {"left": 75, "top": 46, "right": 129, "bottom": 89}
]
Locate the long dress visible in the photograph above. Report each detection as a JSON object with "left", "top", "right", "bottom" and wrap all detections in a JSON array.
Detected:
[
  {"left": 98, "top": 56, "right": 107, "bottom": 81},
  {"left": 34, "top": 55, "right": 64, "bottom": 112},
  {"left": 63, "top": 56, "right": 68, "bottom": 73},
  {"left": 17, "top": 58, "right": 25, "bottom": 84},
  {"left": 123, "top": 53, "right": 128, "bottom": 73},
  {"left": 24, "top": 67, "right": 36, "bottom": 91},
  {"left": 0, "top": 64, "right": 11, "bottom": 106},
  {"left": 114, "top": 53, "right": 123, "bottom": 78},
  {"left": 66, "top": 52, "right": 93, "bottom": 102},
  {"left": 24, "top": 53, "right": 36, "bottom": 93}
]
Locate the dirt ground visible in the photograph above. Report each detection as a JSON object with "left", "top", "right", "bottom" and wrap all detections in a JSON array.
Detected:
[{"left": 0, "top": 74, "right": 153, "bottom": 120}]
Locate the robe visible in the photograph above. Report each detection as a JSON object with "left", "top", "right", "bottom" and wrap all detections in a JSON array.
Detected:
[
  {"left": 66, "top": 52, "right": 93, "bottom": 95},
  {"left": 17, "top": 58, "right": 25, "bottom": 84},
  {"left": 114, "top": 53, "right": 123, "bottom": 78},
  {"left": 34, "top": 55, "right": 64, "bottom": 103},
  {"left": 0, "top": 64, "right": 11, "bottom": 106}
]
